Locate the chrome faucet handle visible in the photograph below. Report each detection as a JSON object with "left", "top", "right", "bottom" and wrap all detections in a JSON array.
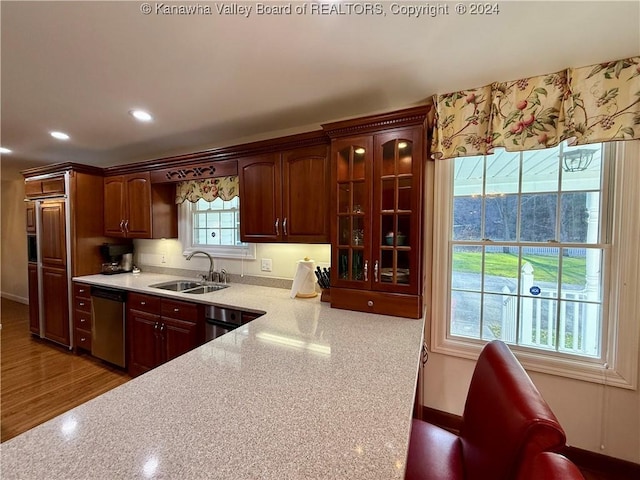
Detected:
[{"left": 220, "top": 269, "right": 228, "bottom": 284}]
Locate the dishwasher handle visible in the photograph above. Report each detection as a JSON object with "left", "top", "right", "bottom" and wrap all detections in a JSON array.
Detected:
[{"left": 90, "top": 286, "right": 127, "bottom": 303}]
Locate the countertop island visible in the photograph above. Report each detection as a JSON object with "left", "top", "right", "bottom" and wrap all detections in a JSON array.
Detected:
[{"left": 1, "top": 273, "right": 424, "bottom": 479}]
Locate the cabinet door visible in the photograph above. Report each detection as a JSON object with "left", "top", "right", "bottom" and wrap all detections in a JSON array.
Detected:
[
  {"left": 28, "top": 263, "right": 39, "bottom": 334},
  {"left": 124, "top": 173, "right": 152, "bottom": 238},
  {"left": 239, "top": 154, "right": 281, "bottom": 242},
  {"left": 40, "top": 201, "right": 66, "bottom": 267},
  {"left": 162, "top": 317, "right": 199, "bottom": 363},
  {"left": 41, "top": 265, "right": 69, "bottom": 345},
  {"left": 282, "top": 145, "right": 330, "bottom": 243},
  {"left": 104, "top": 176, "right": 126, "bottom": 237},
  {"left": 26, "top": 202, "right": 36, "bottom": 233},
  {"left": 128, "top": 308, "right": 161, "bottom": 376},
  {"left": 372, "top": 128, "right": 423, "bottom": 295},
  {"left": 331, "top": 136, "right": 373, "bottom": 290}
]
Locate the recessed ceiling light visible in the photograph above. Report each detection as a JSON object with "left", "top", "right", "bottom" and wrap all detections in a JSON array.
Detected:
[
  {"left": 129, "top": 109, "right": 153, "bottom": 122},
  {"left": 0, "top": 147, "right": 12, "bottom": 154},
  {"left": 50, "top": 131, "right": 70, "bottom": 140}
]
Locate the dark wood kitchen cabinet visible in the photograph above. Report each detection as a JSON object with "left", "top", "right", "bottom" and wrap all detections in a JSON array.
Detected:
[
  {"left": 127, "top": 293, "right": 203, "bottom": 377},
  {"left": 323, "top": 106, "right": 430, "bottom": 319},
  {"left": 239, "top": 144, "right": 329, "bottom": 243},
  {"left": 41, "top": 265, "right": 70, "bottom": 345},
  {"left": 73, "top": 282, "right": 92, "bottom": 352},
  {"left": 23, "top": 164, "right": 126, "bottom": 348},
  {"left": 104, "top": 172, "right": 177, "bottom": 239}
]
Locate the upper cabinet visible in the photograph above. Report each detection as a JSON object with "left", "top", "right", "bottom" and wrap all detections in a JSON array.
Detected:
[
  {"left": 104, "top": 172, "right": 177, "bottom": 239},
  {"left": 323, "top": 106, "right": 430, "bottom": 319},
  {"left": 239, "top": 140, "right": 330, "bottom": 243}
]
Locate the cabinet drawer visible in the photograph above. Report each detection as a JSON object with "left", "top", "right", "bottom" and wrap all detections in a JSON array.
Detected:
[
  {"left": 128, "top": 293, "right": 161, "bottom": 314},
  {"left": 75, "top": 297, "right": 91, "bottom": 312},
  {"left": 161, "top": 299, "right": 198, "bottom": 322},
  {"left": 73, "top": 282, "right": 92, "bottom": 299},
  {"left": 75, "top": 328, "right": 92, "bottom": 350},
  {"left": 74, "top": 309, "right": 91, "bottom": 330},
  {"left": 330, "top": 288, "right": 423, "bottom": 319}
]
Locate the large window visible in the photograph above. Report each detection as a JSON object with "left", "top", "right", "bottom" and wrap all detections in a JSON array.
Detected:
[{"left": 431, "top": 141, "right": 640, "bottom": 388}]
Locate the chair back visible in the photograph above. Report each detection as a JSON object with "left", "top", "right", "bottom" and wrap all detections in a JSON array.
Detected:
[{"left": 459, "top": 340, "right": 566, "bottom": 480}]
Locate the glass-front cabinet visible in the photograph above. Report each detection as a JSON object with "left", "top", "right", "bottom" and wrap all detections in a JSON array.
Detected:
[{"left": 324, "top": 106, "right": 429, "bottom": 319}]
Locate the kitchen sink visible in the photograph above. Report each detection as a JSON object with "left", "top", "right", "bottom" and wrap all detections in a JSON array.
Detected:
[
  {"left": 149, "top": 280, "right": 229, "bottom": 294},
  {"left": 183, "top": 284, "right": 229, "bottom": 294}
]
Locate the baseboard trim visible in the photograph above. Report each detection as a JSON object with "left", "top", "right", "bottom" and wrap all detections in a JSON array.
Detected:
[
  {"left": 419, "top": 406, "right": 640, "bottom": 478},
  {"left": 1, "top": 292, "right": 29, "bottom": 304}
]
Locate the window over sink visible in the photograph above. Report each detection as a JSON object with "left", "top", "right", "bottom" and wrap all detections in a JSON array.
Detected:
[{"left": 179, "top": 196, "right": 256, "bottom": 259}]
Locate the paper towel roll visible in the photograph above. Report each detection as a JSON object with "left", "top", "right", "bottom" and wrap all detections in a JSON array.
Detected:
[{"left": 290, "top": 258, "right": 318, "bottom": 299}]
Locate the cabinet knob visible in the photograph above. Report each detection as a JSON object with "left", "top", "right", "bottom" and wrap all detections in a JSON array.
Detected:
[
  {"left": 367, "top": 300, "right": 374, "bottom": 307},
  {"left": 174, "top": 308, "right": 179, "bottom": 312},
  {"left": 80, "top": 337, "right": 86, "bottom": 342},
  {"left": 79, "top": 289, "right": 85, "bottom": 293},
  {"left": 79, "top": 302, "right": 85, "bottom": 307},
  {"left": 140, "top": 301, "right": 146, "bottom": 305},
  {"left": 80, "top": 318, "right": 86, "bottom": 323}
]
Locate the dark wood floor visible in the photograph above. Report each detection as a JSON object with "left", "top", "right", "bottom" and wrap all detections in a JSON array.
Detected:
[{"left": 1, "top": 298, "right": 131, "bottom": 442}]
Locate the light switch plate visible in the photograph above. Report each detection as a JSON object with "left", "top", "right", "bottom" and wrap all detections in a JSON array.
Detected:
[{"left": 261, "top": 258, "right": 272, "bottom": 272}]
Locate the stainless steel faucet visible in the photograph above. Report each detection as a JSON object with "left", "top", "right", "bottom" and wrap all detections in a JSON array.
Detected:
[{"left": 186, "top": 250, "right": 215, "bottom": 282}]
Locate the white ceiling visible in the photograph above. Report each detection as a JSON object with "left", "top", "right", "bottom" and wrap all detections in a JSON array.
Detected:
[{"left": 1, "top": 1, "right": 639, "bottom": 176}]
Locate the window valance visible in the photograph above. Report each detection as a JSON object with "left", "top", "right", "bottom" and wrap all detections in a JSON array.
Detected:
[
  {"left": 431, "top": 56, "right": 640, "bottom": 160},
  {"left": 175, "top": 176, "right": 239, "bottom": 204}
]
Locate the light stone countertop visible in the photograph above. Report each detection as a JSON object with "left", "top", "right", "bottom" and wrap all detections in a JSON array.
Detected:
[{"left": 1, "top": 272, "right": 425, "bottom": 479}]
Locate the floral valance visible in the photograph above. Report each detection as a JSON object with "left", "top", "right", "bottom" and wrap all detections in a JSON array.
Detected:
[
  {"left": 175, "top": 176, "right": 239, "bottom": 204},
  {"left": 431, "top": 56, "right": 640, "bottom": 160}
]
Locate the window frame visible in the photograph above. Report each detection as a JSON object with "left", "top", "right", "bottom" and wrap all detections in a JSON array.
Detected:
[
  {"left": 178, "top": 199, "right": 256, "bottom": 260},
  {"left": 429, "top": 140, "right": 640, "bottom": 389}
]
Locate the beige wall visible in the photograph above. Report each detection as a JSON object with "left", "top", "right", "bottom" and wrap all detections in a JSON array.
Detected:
[
  {"left": 422, "top": 350, "right": 640, "bottom": 463},
  {"left": 1, "top": 172, "right": 28, "bottom": 303}
]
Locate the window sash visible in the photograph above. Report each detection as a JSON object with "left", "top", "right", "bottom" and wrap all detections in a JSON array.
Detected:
[{"left": 429, "top": 141, "right": 639, "bottom": 389}]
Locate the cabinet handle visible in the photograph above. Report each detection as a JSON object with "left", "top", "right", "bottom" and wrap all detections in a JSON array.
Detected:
[
  {"left": 283, "top": 217, "right": 287, "bottom": 236},
  {"left": 364, "top": 260, "right": 368, "bottom": 281},
  {"left": 154, "top": 322, "right": 159, "bottom": 331},
  {"left": 374, "top": 261, "right": 379, "bottom": 283},
  {"left": 119, "top": 220, "right": 125, "bottom": 232},
  {"left": 174, "top": 308, "right": 179, "bottom": 312},
  {"left": 80, "top": 337, "right": 86, "bottom": 342},
  {"left": 80, "top": 318, "right": 86, "bottom": 323},
  {"left": 367, "top": 300, "right": 374, "bottom": 307},
  {"left": 79, "top": 302, "right": 85, "bottom": 307},
  {"left": 124, "top": 220, "right": 129, "bottom": 233},
  {"left": 79, "top": 289, "right": 85, "bottom": 293},
  {"left": 274, "top": 217, "right": 280, "bottom": 235},
  {"left": 140, "top": 301, "right": 146, "bottom": 305},
  {"left": 160, "top": 323, "right": 165, "bottom": 332}
]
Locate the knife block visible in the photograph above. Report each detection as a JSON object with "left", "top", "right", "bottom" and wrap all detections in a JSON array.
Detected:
[{"left": 320, "top": 288, "right": 331, "bottom": 303}]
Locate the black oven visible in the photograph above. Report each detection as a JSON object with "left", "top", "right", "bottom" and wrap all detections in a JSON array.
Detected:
[{"left": 27, "top": 235, "right": 37, "bottom": 263}]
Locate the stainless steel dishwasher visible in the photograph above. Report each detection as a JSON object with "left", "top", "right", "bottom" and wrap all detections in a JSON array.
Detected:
[{"left": 90, "top": 286, "right": 127, "bottom": 368}]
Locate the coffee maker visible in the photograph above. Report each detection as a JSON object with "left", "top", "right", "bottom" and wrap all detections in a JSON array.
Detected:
[{"left": 100, "top": 243, "right": 134, "bottom": 274}]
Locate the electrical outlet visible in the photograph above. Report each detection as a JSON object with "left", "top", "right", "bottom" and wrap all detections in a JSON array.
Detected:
[{"left": 261, "top": 258, "right": 272, "bottom": 272}]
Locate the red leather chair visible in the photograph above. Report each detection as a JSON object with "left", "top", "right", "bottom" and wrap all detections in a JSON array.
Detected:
[
  {"left": 518, "top": 452, "right": 586, "bottom": 480},
  {"left": 405, "top": 340, "right": 566, "bottom": 480}
]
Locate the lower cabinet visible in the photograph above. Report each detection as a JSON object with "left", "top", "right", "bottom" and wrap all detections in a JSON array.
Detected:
[
  {"left": 127, "top": 293, "right": 204, "bottom": 377},
  {"left": 73, "top": 282, "right": 92, "bottom": 352},
  {"left": 41, "top": 265, "right": 70, "bottom": 345}
]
